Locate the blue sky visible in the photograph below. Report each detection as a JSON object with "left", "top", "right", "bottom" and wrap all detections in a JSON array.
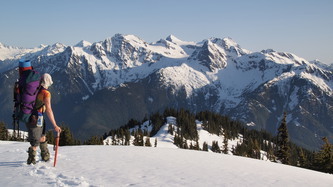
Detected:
[{"left": 1, "top": 0, "right": 332, "bottom": 64}]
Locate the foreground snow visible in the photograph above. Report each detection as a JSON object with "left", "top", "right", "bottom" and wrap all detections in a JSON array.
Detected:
[{"left": 0, "top": 141, "right": 332, "bottom": 187}]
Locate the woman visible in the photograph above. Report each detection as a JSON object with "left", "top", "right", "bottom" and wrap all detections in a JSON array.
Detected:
[{"left": 26, "top": 72, "right": 62, "bottom": 165}]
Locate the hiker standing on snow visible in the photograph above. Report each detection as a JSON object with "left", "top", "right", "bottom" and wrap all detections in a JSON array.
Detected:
[{"left": 18, "top": 60, "right": 61, "bottom": 165}]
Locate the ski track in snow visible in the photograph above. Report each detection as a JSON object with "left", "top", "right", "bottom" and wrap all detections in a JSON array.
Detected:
[
  {"left": 25, "top": 163, "right": 91, "bottom": 187},
  {"left": 0, "top": 142, "right": 92, "bottom": 187}
]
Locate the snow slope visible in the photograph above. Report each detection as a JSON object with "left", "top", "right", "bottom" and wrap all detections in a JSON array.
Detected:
[
  {"left": 0, "top": 141, "right": 332, "bottom": 187},
  {"left": 104, "top": 117, "right": 245, "bottom": 157}
]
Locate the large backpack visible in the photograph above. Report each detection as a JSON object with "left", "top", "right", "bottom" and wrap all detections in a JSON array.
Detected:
[{"left": 14, "top": 70, "right": 41, "bottom": 123}]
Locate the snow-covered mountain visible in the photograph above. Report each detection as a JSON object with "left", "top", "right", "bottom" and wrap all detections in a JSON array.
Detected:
[{"left": 0, "top": 34, "right": 332, "bottom": 150}]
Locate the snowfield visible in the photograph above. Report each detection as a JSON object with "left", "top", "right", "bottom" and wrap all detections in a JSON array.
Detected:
[{"left": 0, "top": 141, "right": 332, "bottom": 187}]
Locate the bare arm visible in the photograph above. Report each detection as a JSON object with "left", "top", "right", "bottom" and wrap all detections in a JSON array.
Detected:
[{"left": 44, "top": 96, "right": 61, "bottom": 133}]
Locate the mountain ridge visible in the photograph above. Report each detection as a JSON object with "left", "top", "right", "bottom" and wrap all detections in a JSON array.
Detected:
[{"left": 0, "top": 34, "right": 332, "bottom": 150}]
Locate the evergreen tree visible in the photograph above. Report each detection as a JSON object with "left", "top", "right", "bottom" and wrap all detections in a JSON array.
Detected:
[
  {"left": 163, "top": 107, "right": 177, "bottom": 118},
  {"left": 124, "top": 128, "right": 131, "bottom": 145},
  {"left": 84, "top": 135, "right": 104, "bottom": 145},
  {"left": 189, "top": 142, "right": 194, "bottom": 150},
  {"left": 183, "top": 140, "right": 189, "bottom": 149},
  {"left": 168, "top": 124, "right": 174, "bottom": 135},
  {"left": 111, "top": 132, "right": 117, "bottom": 145},
  {"left": 234, "top": 143, "right": 247, "bottom": 157},
  {"left": 176, "top": 126, "right": 180, "bottom": 137},
  {"left": 276, "top": 112, "right": 290, "bottom": 164},
  {"left": 103, "top": 132, "right": 108, "bottom": 140},
  {"left": 133, "top": 129, "right": 144, "bottom": 146},
  {"left": 59, "top": 125, "right": 80, "bottom": 146},
  {"left": 173, "top": 134, "right": 180, "bottom": 147},
  {"left": 246, "top": 138, "right": 255, "bottom": 158},
  {"left": 289, "top": 143, "right": 301, "bottom": 166},
  {"left": 0, "top": 121, "right": 8, "bottom": 140},
  {"left": 222, "top": 137, "right": 228, "bottom": 154},
  {"left": 145, "top": 137, "right": 152, "bottom": 147},
  {"left": 195, "top": 140, "right": 200, "bottom": 150},
  {"left": 126, "top": 118, "right": 141, "bottom": 129},
  {"left": 211, "top": 141, "right": 221, "bottom": 153},
  {"left": 298, "top": 148, "right": 308, "bottom": 168},
  {"left": 202, "top": 142, "right": 208, "bottom": 151},
  {"left": 253, "top": 139, "right": 261, "bottom": 159},
  {"left": 177, "top": 109, "right": 198, "bottom": 140},
  {"left": 119, "top": 128, "right": 125, "bottom": 145},
  {"left": 313, "top": 137, "right": 333, "bottom": 173},
  {"left": 222, "top": 129, "right": 229, "bottom": 154},
  {"left": 150, "top": 112, "right": 164, "bottom": 136},
  {"left": 45, "top": 130, "right": 55, "bottom": 145}
]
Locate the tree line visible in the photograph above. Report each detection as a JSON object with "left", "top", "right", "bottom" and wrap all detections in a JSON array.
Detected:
[
  {"left": 0, "top": 121, "right": 101, "bottom": 146},
  {"left": 1, "top": 108, "right": 332, "bottom": 174},
  {"left": 102, "top": 108, "right": 333, "bottom": 174}
]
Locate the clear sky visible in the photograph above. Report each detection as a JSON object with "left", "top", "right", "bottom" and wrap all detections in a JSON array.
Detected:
[{"left": 1, "top": 0, "right": 332, "bottom": 64}]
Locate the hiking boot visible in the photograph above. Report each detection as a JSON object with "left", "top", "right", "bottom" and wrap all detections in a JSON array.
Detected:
[
  {"left": 27, "top": 147, "right": 36, "bottom": 165},
  {"left": 40, "top": 141, "right": 50, "bottom": 162}
]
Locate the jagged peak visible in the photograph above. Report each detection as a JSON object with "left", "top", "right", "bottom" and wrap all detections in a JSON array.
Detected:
[
  {"left": 38, "top": 42, "right": 67, "bottom": 56},
  {"left": 261, "top": 49, "right": 276, "bottom": 54},
  {"left": 155, "top": 38, "right": 169, "bottom": 45},
  {"left": 198, "top": 39, "right": 213, "bottom": 48},
  {"left": 0, "top": 42, "right": 21, "bottom": 49},
  {"left": 188, "top": 39, "right": 228, "bottom": 71},
  {"left": 38, "top": 44, "right": 48, "bottom": 48},
  {"left": 0, "top": 42, "right": 9, "bottom": 48},
  {"left": 211, "top": 37, "right": 251, "bottom": 56},
  {"left": 51, "top": 42, "right": 66, "bottom": 48},
  {"left": 165, "top": 34, "right": 196, "bottom": 46},
  {"left": 152, "top": 39, "right": 180, "bottom": 51},
  {"left": 123, "top": 34, "right": 144, "bottom": 41},
  {"left": 156, "top": 38, "right": 181, "bottom": 46},
  {"left": 222, "top": 37, "right": 239, "bottom": 47},
  {"left": 208, "top": 37, "right": 239, "bottom": 49},
  {"left": 111, "top": 33, "right": 144, "bottom": 43},
  {"left": 202, "top": 38, "right": 234, "bottom": 53},
  {"left": 112, "top": 33, "right": 124, "bottom": 39},
  {"left": 107, "top": 34, "right": 147, "bottom": 48},
  {"left": 166, "top": 34, "right": 182, "bottom": 43},
  {"left": 74, "top": 40, "right": 92, "bottom": 48},
  {"left": 309, "top": 59, "right": 333, "bottom": 70}
]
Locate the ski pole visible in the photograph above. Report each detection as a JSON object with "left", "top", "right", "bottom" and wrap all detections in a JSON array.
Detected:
[{"left": 53, "top": 131, "right": 60, "bottom": 167}]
